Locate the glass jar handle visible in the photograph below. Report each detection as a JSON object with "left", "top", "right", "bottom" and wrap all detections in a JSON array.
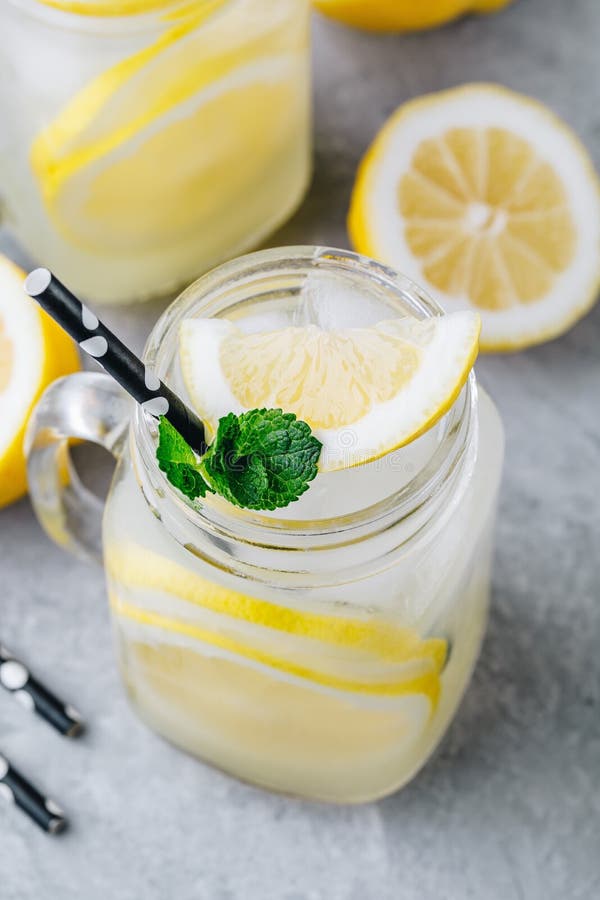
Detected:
[{"left": 25, "top": 372, "right": 131, "bottom": 564}]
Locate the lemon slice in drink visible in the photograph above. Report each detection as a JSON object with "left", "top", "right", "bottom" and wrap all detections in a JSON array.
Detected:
[
  {"left": 107, "top": 542, "right": 447, "bottom": 703},
  {"left": 0, "top": 256, "right": 80, "bottom": 508},
  {"left": 179, "top": 311, "right": 480, "bottom": 471},
  {"left": 349, "top": 84, "right": 600, "bottom": 351}
]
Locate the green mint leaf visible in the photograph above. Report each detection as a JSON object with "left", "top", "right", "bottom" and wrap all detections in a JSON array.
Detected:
[
  {"left": 156, "top": 416, "right": 196, "bottom": 467},
  {"left": 156, "top": 417, "right": 213, "bottom": 500},
  {"left": 203, "top": 408, "right": 322, "bottom": 511},
  {"left": 156, "top": 410, "right": 322, "bottom": 510},
  {"left": 163, "top": 461, "right": 212, "bottom": 499}
]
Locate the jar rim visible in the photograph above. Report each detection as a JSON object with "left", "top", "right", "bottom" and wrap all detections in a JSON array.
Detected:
[{"left": 133, "top": 246, "right": 478, "bottom": 551}]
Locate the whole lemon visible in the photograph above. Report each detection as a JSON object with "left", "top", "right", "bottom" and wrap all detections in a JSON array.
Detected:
[{"left": 313, "top": 0, "right": 514, "bottom": 31}]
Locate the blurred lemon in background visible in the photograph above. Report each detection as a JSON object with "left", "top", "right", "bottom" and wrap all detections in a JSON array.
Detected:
[
  {"left": 313, "top": 0, "right": 514, "bottom": 31},
  {"left": 0, "top": 256, "right": 80, "bottom": 508},
  {"left": 349, "top": 84, "right": 600, "bottom": 351}
]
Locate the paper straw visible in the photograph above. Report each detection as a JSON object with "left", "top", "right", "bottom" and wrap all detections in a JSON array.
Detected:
[
  {"left": 0, "top": 645, "right": 83, "bottom": 738},
  {"left": 24, "top": 268, "right": 207, "bottom": 454},
  {"left": 0, "top": 753, "right": 67, "bottom": 834}
]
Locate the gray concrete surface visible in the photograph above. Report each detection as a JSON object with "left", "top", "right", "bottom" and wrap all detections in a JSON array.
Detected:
[{"left": 1, "top": 0, "right": 599, "bottom": 897}]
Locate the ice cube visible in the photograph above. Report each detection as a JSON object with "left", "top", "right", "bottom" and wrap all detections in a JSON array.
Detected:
[{"left": 295, "top": 270, "right": 396, "bottom": 330}]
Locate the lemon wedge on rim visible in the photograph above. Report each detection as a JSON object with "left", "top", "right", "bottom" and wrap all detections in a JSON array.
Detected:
[
  {"left": 179, "top": 311, "right": 480, "bottom": 472},
  {"left": 349, "top": 84, "right": 600, "bottom": 351},
  {"left": 0, "top": 256, "right": 80, "bottom": 509}
]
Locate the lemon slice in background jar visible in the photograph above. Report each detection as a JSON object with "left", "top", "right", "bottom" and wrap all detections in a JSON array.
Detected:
[
  {"left": 30, "top": 0, "right": 304, "bottom": 255},
  {"left": 179, "top": 311, "right": 480, "bottom": 471},
  {"left": 313, "top": 0, "right": 514, "bottom": 31},
  {"left": 0, "top": 256, "right": 80, "bottom": 509},
  {"left": 349, "top": 84, "right": 600, "bottom": 351},
  {"left": 34, "top": 1, "right": 180, "bottom": 14}
]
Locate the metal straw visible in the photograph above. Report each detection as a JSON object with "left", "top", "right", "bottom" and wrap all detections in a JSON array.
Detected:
[
  {"left": 0, "top": 752, "right": 67, "bottom": 834},
  {"left": 24, "top": 268, "right": 207, "bottom": 454},
  {"left": 0, "top": 645, "right": 83, "bottom": 738}
]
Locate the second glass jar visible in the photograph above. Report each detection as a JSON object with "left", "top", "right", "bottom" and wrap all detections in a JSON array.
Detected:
[{"left": 0, "top": 0, "right": 311, "bottom": 303}]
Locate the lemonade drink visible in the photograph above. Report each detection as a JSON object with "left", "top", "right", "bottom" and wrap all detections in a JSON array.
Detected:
[
  {"left": 0, "top": 0, "right": 310, "bottom": 303},
  {"left": 99, "top": 249, "right": 504, "bottom": 802}
]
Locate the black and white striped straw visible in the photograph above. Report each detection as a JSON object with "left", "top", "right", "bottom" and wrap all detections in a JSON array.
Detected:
[
  {"left": 0, "top": 645, "right": 83, "bottom": 738},
  {"left": 0, "top": 753, "right": 67, "bottom": 834},
  {"left": 24, "top": 268, "right": 207, "bottom": 454}
]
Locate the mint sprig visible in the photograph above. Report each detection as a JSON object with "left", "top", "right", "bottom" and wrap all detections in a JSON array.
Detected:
[{"left": 156, "top": 409, "right": 322, "bottom": 511}]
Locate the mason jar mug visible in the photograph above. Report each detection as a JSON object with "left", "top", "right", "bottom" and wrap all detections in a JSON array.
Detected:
[
  {"left": 25, "top": 247, "right": 504, "bottom": 803},
  {"left": 0, "top": 0, "right": 311, "bottom": 303}
]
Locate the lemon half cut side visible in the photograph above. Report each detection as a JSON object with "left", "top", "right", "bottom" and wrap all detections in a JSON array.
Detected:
[
  {"left": 0, "top": 256, "right": 80, "bottom": 508},
  {"left": 349, "top": 84, "right": 600, "bottom": 351}
]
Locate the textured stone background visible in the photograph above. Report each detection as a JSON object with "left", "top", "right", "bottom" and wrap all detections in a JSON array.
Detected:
[{"left": 1, "top": 0, "right": 599, "bottom": 897}]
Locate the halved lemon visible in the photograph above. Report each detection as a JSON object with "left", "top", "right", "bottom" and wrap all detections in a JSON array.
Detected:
[
  {"left": 313, "top": 0, "right": 513, "bottom": 32},
  {"left": 0, "top": 256, "right": 80, "bottom": 508},
  {"left": 349, "top": 84, "right": 600, "bottom": 351},
  {"left": 179, "top": 310, "right": 480, "bottom": 471}
]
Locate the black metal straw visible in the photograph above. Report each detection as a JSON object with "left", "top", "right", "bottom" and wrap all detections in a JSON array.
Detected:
[
  {"left": 0, "top": 752, "right": 67, "bottom": 834},
  {"left": 0, "top": 645, "right": 83, "bottom": 738},
  {"left": 24, "top": 268, "right": 207, "bottom": 454}
]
